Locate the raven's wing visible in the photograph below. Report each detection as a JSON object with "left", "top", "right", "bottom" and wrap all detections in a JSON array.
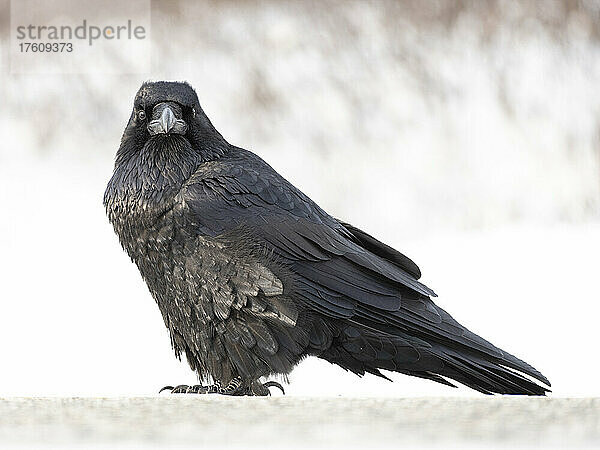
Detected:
[
  {"left": 338, "top": 221, "right": 422, "bottom": 279},
  {"left": 178, "top": 151, "right": 550, "bottom": 390},
  {"left": 181, "top": 153, "right": 434, "bottom": 296}
]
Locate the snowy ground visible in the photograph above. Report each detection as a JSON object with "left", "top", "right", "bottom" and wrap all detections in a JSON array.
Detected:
[{"left": 0, "top": 397, "right": 598, "bottom": 449}]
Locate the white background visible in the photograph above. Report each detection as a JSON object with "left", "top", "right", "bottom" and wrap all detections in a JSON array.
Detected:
[{"left": 0, "top": 0, "right": 598, "bottom": 398}]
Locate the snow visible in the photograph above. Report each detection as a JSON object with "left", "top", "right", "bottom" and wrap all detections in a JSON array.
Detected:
[{"left": 0, "top": 397, "right": 597, "bottom": 449}]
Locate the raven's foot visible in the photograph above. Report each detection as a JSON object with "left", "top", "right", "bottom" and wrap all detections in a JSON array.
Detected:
[
  {"left": 159, "top": 377, "right": 285, "bottom": 396},
  {"left": 159, "top": 383, "right": 219, "bottom": 394}
]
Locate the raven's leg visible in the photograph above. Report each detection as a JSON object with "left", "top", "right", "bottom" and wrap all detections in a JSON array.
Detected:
[{"left": 159, "top": 377, "right": 285, "bottom": 396}]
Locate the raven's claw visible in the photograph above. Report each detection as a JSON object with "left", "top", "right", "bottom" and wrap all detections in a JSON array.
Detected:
[
  {"left": 159, "top": 383, "right": 217, "bottom": 394},
  {"left": 159, "top": 377, "right": 285, "bottom": 396},
  {"left": 159, "top": 385, "right": 174, "bottom": 394},
  {"left": 262, "top": 381, "right": 285, "bottom": 395}
]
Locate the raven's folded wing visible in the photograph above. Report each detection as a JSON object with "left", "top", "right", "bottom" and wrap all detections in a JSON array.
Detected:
[
  {"left": 179, "top": 154, "right": 435, "bottom": 302},
  {"left": 177, "top": 152, "right": 549, "bottom": 387}
]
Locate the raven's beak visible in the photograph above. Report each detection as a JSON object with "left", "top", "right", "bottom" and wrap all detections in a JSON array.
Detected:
[
  {"left": 158, "top": 106, "right": 176, "bottom": 134},
  {"left": 147, "top": 103, "right": 188, "bottom": 136}
]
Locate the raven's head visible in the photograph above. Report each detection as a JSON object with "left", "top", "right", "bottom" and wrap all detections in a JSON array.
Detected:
[
  {"left": 116, "top": 81, "right": 228, "bottom": 168},
  {"left": 106, "top": 81, "right": 229, "bottom": 216},
  {"left": 133, "top": 81, "right": 195, "bottom": 138}
]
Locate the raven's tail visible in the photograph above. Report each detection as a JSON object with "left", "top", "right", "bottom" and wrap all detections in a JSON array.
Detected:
[
  {"left": 329, "top": 314, "right": 550, "bottom": 395},
  {"left": 419, "top": 344, "right": 550, "bottom": 395}
]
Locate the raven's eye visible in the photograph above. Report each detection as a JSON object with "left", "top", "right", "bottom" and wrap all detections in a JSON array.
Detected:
[
  {"left": 137, "top": 110, "right": 146, "bottom": 121},
  {"left": 192, "top": 108, "right": 196, "bottom": 118}
]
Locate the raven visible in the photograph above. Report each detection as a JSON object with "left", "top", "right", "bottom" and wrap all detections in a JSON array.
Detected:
[{"left": 104, "top": 81, "right": 550, "bottom": 396}]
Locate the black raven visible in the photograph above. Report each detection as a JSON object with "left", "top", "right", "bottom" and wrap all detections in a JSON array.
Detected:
[{"left": 104, "top": 81, "right": 550, "bottom": 396}]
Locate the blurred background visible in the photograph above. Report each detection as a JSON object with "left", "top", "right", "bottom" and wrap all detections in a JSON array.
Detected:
[{"left": 0, "top": 0, "right": 598, "bottom": 397}]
